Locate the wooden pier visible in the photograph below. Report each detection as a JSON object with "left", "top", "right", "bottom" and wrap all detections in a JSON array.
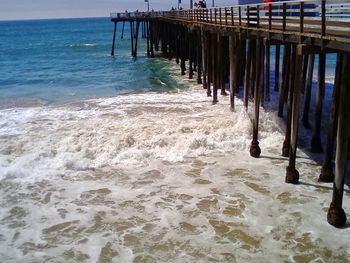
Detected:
[{"left": 110, "top": 0, "right": 350, "bottom": 228}]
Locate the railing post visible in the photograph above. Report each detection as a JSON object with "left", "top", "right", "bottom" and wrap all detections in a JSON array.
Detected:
[
  {"left": 321, "top": 0, "right": 326, "bottom": 36},
  {"left": 231, "top": 7, "right": 234, "bottom": 26},
  {"left": 239, "top": 6, "right": 242, "bottom": 26},
  {"left": 257, "top": 4, "right": 260, "bottom": 28},
  {"left": 247, "top": 6, "right": 250, "bottom": 27},
  {"left": 268, "top": 4, "right": 272, "bottom": 31},
  {"left": 215, "top": 8, "right": 217, "bottom": 24},
  {"left": 225, "top": 7, "right": 228, "bottom": 25},
  {"left": 210, "top": 8, "right": 213, "bottom": 23},
  {"left": 300, "top": 1, "right": 304, "bottom": 34},
  {"left": 219, "top": 8, "right": 222, "bottom": 25},
  {"left": 283, "top": 2, "right": 287, "bottom": 32}
]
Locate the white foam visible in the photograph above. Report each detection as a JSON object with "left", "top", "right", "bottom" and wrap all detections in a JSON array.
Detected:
[{"left": 0, "top": 68, "right": 349, "bottom": 262}]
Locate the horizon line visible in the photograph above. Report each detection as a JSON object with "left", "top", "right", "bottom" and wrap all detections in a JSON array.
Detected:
[{"left": 0, "top": 15, "right": 111, "bottom": 22}]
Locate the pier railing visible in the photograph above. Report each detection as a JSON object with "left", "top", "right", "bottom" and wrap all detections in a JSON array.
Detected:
[
  {"left": 110, "top": 11, "right": 163, "bottom": 20},
  {"left": 111, "top": 0, "right": 350, "bottom": 42},
  {"left": 163, "top": 0, "right": 350, "bottom": 41}
]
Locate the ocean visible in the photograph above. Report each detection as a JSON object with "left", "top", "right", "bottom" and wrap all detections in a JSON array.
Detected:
[{"left": 0, "top": 17, "right": 349, "bottom": 262}]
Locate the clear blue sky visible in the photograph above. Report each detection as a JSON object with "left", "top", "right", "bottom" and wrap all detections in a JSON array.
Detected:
[{"left": 0, "top": 0, "right": 238, "bottom": 21}]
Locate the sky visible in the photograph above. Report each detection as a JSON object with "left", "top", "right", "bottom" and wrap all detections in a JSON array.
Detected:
[{"left": 0, "top": 0, "right": 239, "bottom": 21}]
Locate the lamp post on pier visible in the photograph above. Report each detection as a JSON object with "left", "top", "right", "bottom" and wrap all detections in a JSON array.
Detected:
[
  {"left": 212, "top": 0, "right": 215, "bottom": 7},
  {"left": 145, "top": 0, "right": 150, "bottom": 11}
]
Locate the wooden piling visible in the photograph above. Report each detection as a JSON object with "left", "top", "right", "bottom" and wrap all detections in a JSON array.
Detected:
[
  {"left": 265, "top": 42, "right": 270, "bottom": 101},
  {"left": 180, "top": 29, "right": 186, "bottom": 76},
  {"left": 260, "top": 40, "right": 265, "bottom": 108},
  {"left": 274, "top": 45, "right": 280, "bottom": 91},
  {"left": 133, "top": 21, "right": 140, "bottom": 57},
  {"left": 197, "top": 31, "right": 203, "bottom": 85},
  {"left": 201, "top": 30, "right": 207, "bottom": 89},
  {"left": 149, "top": 22, "right": 154, "bottom": 57},
  {"left": 327, "top": 53, "right": 350, "bottom": 228},
  {"left": 250, "top": 38, "right": 263, "bottom": 158},
  {"left": 111, "top": 22, "right": 117, "bottom": 56},
  {"left": 161, "top": 24, "right": 167, "bottom": 57},
  {"left": 285, "top": 45, "right": 303, "bottom": 184},
  {"left": 130, "top": 21, "right": 135, "bottom": 57},
  {"left": 175, "top": 32, "right": 180, "bottom": 64},
  {"left": 146, "top": 22, "right": 150, "bottom": 57},
  {"left": 142, "top": 21, "right": 146, "bottom": 38},
  {"left": 302, "top": 54, "right": 315, "bottom": 129},
  {"left": 212, "top": 33, "right": 218, "bottom": 104},
  {"left": 319, "top": 53, "right": 342, "bottom": 183},
  {"left": 311, "top": 53, "right": 326, "bottom": 153},
  {"left": 218, "top": 35, "right": 227, "bottom": 96},
  {"left": 237, "top": 39, "right": 245, "bottom": 92},
  {"left": 121, "top": 21, "right": 125, "bottom": 39},
  {"left": 244, "top": 38, "right": 252, "bottom": 109},
  {"left": 250, "top": 39, "right": 257, "bottom": 100},
  {"left": 278, "top": 44, "right": 291, "bottom": 118},
  {"left": 229, "top": 35, "right": 238, "bottom": 111},
  {"left": 189, "top": 31, "right": 194, "bottom": 79},
  {"left": 207, "top": 33, "right": 212, "bottom": 97},
  {"left": 301, "top": 54, "right": 309, "bottom": 94},
  {"left": 282, "top": 45, "right": 296, "bottom": 157}
]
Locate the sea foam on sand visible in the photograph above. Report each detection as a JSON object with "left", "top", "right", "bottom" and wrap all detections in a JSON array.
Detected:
[{"left": 0, "top": 85, "right": 349, "bottom": 262}]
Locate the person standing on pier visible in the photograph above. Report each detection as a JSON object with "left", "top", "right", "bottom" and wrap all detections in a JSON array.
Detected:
[
  {"left": 264, "top": 0, "right": 272, "bottom": 11},
  {"left": 198, "top": 0, "right": 206, "bottom": 8}
]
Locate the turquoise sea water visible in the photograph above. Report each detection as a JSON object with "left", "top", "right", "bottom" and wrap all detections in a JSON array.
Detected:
[
  {"left": 0, "top": 17, "right": 338, "bottom": 108},
  {"left": 0, "top": 17, "right": 184, "bottom": 107},
  {"left": 1, "top": 17, "right": 339, "bottom": 105}
]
